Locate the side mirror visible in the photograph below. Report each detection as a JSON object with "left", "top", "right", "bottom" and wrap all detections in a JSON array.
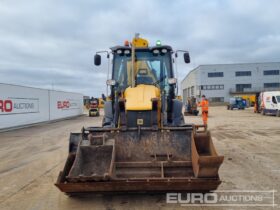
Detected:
[
  {"left": 184, "top": 52, "right": 190, "bottom": 63},
  {"left": 94, "top": 54, "right": 101, "bottom": 66}
]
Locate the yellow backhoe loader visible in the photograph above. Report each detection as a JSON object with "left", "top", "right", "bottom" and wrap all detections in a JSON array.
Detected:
[{"left": 55, "top": 35, "right": 224, "bottom": 194}]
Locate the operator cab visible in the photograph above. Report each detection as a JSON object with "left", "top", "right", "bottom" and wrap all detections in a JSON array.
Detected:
[
  {"left": 110, "top": 46, "right": 174, "bottom": 93},
  {"left": 94, "top": 36, "right": 190, "bottom": 126}
]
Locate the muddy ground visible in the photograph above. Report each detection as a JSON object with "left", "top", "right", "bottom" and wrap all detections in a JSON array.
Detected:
[{"left": 0, "top": 107, "right": 279, "bottom": 210}]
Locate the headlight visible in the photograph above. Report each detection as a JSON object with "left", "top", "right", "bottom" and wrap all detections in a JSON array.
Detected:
[
  {"left": 153, "top": 49, "right": 159, "bottom": 54},
  {"left": 124, "top": 49, "right": 130, "bottom": 55}
]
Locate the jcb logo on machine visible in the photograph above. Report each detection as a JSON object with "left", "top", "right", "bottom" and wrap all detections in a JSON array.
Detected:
[{"left": 137, "top": 119, "right": 144, "bottom": 125}]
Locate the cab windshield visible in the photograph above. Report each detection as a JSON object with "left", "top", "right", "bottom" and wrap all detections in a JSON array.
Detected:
[
  {"left": 276, "top": 96, "right": 280, "bottom": 103},
  {"left": 113, "top": 50, "right": 173, "bottom": 91}
]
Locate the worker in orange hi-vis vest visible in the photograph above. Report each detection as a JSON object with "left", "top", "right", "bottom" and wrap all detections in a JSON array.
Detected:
[{"left": 197, "top": 95, "right": 209, "bottom": 127}]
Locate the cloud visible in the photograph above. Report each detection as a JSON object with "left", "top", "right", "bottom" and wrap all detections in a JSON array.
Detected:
[{"left": 0, "top": 0, "right": 280, "bottom": 96}]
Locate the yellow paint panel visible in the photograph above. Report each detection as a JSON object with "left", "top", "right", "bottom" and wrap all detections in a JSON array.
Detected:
[
  {"left": 124, "top": 85, "right": 160, "bottom": 110},
  {"left": 236, "top": 95, "right": 256, "bottom": 103},
  {"left": 241, "top": 95, "right": 255, "bottom": 103},
  {"left": 98, "top": 98, "right": 104, "bottom": 108},
  {"left": 132, "top": 37, "right": 149, "bottom": 47}
]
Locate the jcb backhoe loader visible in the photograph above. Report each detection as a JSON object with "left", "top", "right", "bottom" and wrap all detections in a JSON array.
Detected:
[
  {"left": 55, "top": 35, "right": 224, "bottom": 194},
  {"left": 184, "top": 97, "right": 199, "bottom": 116},
  {"left": 88, "top": 98, "right": 100, "bottom": 117}
]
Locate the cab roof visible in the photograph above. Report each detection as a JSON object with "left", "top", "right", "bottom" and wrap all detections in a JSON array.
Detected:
[{"left": 110, "top": 45, "right": 173, "bottom": 53}]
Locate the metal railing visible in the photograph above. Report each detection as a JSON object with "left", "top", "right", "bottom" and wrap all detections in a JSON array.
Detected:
[{"left": 229, "top": 87, "right": 280, "bottom": 94}]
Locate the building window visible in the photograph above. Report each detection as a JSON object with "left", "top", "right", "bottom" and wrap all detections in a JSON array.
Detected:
[
  {"left": 200, "top": 84, "right": 224, "bottom": 90},
  {"left": 236, "top": 84, "right": 251, "bottom": 92},
  {"left": 264, "top": 83, "right": 280, "bottom": 88},
  {"left": 208, "top": 72, "right": 224, "bottom": 77},
  {"left": 191, "top": 86, "right": 194, "bottom": 95},
  {"left": 209, "top": 97, "right": 224, "bottom": 102},
  {"left": 263, "top": 70, "right": 280, "bottom": 75},
  {"left": 236, "top": 71, "right": 251, "bottom": 76}
]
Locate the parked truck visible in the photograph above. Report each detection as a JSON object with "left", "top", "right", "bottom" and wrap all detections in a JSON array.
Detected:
[
  {"left": 255, "top": 91, "right": 280, "bottom": 117},
  {"left": 227, "top": 97, "right": 246, "bottom": 110}
]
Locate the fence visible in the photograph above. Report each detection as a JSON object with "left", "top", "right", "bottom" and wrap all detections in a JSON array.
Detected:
[{"left": 0, "top": 83, "right": 83, "bottom": 130}]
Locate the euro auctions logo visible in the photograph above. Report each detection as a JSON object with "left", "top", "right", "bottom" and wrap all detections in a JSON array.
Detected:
[
  {"left": 166, "top": 190, "right": 277, "bottom": 207},
  {"left": 57, "top": 100, "right": 79, "bottom": 110},
  {"left": 57, "top": 101, "right": 70, "bottom": 109},
  {"left": 0, "top": 100, "right": 13, "bottom": 112},
  {"left": 0, "top": 98, "right": 39, "bottom": 114}
]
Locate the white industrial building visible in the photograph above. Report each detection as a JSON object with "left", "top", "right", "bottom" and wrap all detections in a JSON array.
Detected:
[{"left": 181, "top": 62, "right": 280, "bottom": 104}]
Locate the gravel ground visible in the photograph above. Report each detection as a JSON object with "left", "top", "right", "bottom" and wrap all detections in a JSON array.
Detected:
[{"left": 0, "top": 107, "right": 279, "bottom": 210}]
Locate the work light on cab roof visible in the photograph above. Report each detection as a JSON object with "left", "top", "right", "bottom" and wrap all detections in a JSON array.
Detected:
[{"left": 156, "top": 40, "right": 161, "bottom": 46}]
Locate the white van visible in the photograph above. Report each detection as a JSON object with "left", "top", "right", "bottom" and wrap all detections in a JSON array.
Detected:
[{"left": 260, "top": 91, "right": 280, "bottom": 117}]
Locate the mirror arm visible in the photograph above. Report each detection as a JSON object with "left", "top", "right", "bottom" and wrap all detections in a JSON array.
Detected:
[
  {"left": 96, "top": 50, "right": 110, "bottom": 58},
  {"left": 175, "top": 50, "right": 189, "bottom": 54},
  {"left": 95, "top": 50, "right": 112, "bottom": 96}
]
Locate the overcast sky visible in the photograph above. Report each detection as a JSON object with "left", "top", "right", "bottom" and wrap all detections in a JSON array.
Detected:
[{"left": 0, "top": 0, "right": 280, "bottom": 96}]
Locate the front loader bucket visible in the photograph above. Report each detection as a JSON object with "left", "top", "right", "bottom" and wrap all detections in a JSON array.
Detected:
[{"left": 56, "top": 126, "right": 223, "bottom": 193}]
